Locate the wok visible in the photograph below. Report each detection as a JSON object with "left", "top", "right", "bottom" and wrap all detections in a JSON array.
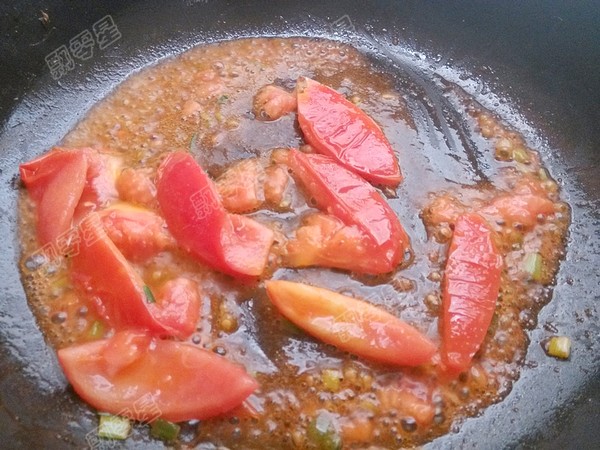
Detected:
[{"left": 0, "top": 1, "right": 598, "bottom": 448}]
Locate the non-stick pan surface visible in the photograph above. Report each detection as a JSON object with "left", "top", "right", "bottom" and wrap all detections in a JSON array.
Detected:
[{"left": 0, "top": 1, "right": 598, "bottom": 449}]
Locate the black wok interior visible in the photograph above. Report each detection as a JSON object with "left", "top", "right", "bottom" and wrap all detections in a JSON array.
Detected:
[{"left": 0, "top": 1, "right": 598, "bottom": 449}]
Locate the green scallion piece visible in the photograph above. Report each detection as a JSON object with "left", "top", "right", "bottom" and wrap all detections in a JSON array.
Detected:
[
  {"left": 188, "top": 133, "right": 197, "bottom": 153},
  {"left": 88, "top": 320, "right": 104, "bottom": 340},
  {"left": 512, "top": 146, "right": 531, "bottom": 164},
  {"left": 143, "top": 285, "right": 156, "bottom": 304},
  {"left": 547, "top": 336, "right": 571, "bottom": 359},
  {"left": 307, "top": 411, "right": 342, "bottom": 450},
  {"left": 321, "top": 369, "right": 342, "bottom": 392},
  {"left": 98, "top": 413, "right": 131, "bottom": 440},
  {"left": 522, "top": 252, "right": 543, "bottom": 282},
  {"left": 150, "top": 419, "right": 181, "bottom": 442}
]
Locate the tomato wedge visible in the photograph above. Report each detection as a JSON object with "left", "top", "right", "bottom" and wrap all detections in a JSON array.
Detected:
[
  {"left": 285, "top": 213, "right": 395, "bottom": 274},
  {"left": 57, "top": 330, "right": 258, "bottom": 422},
  {"left": 147, "top": 278, "right": 201, "bottom": 342},
  {"left": 441, "top": 213, "right": 503, "bottom": 374},
  {"left": 156, "top": 152, "right": 274, "bottom": 278},
  {"left": 20, "top": 148, "right": 88, "bottom": 245},
  {"left": 287, "top": 150, "right": 409, "bottom": 273},
  {"left": 265, "top": 280, "right": 436, "bottom": 366},
  {"left": 20, "top": 147, "right": 122, "bottom": 245},
  {"left": 296, "top": 77, "right": 401, "bottom": 186},
  {"left": 70, "top": 213, "right": 198, "bottom": 339}
]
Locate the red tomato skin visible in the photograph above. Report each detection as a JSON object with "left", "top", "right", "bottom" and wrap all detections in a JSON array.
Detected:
[
  {"left": 57, "top": 330, "right": 259, "bottom": 422},
  {"left": 441, "top": 213, "right": 503, "bottom": 374},
  {"left": 20, "top": 148, "right": 88, "bottom": 245},
  {"left": 266, "top": 280, "right": 436, "bottom": 366},
  {"left": 156, "top": 152, "right": 274, "bottom": 278},
  {"left": 296, "top": 77, "right": 402, "bottom": 186},
  {"left": 20, "top": 148, "right": 79, "bottom": 191},
  {"left": 69, "top": 214, "right": 169, "bottom": 335},
  {"left": 70, "top": 214, "right": 197, "bottom": 338},
  {"left": 288, "top": 150, "right": 409, "bottom": 273}
]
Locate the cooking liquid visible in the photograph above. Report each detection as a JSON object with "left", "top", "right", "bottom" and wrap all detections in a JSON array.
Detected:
[{"left": 19, "top": 38, "right": 570, "bottom": 448}]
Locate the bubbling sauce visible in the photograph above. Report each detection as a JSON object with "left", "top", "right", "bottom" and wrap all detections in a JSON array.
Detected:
[{"left": 19, "top": 38, "right": 569, "bottom": 448}]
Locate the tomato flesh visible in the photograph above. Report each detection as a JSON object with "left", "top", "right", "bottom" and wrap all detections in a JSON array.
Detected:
[
  {"left": 296, "top": 77, "right": 401, "bottom": 186},
  {"left": 287, "top": 150, "right": 409, "bottom": 273},
  {"left": 285, "top": 213, "right": 393, "bottom": 274},
  {"left": 148, "top": 278, "right": 200, "bottom": 343},
  {"left": 253, "top": 84, "right": 297, "bottom": 121},
  {"left": 115, "top": 167, "right": 157, "bottom": 208},
  {"left": 57, "top": 330, "right": 258, "bottom": 422},
  {"left": 481, "top": 194, "right": 555, "bottom": 228},
  {"left": 441, "top": 213, "right": 503, "bottom": 374},
  {"left": 217, "top": 158, "right": 264, "bottom": 213},
  {"left": 72, "top": 149, "right": 121, "bottom": 222},
  {"left": 156, "top": 152, "right": 274, "bottom": 278},
  {"left": 377, "top": 377, "right": 435, "bottom": 427},
  {"left": 100, "top": 204, "right": 175, "bottom": 261},
  {"left": 266, "top": 280, "right": 436, "bottom": 366}
]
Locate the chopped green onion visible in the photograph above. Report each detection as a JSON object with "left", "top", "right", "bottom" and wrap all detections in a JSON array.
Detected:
[
  {"left": 307, "top": 411, "right": 342, "bottom": 450},
  {"left": 88, "top": 320, "right": 105, "bottom": 340},
  {"left": 98, "top": 413, "right": 131, "bottom": 440},
  {"left": 321, "top": 369, "right": 342, "bottom": 392},
  {"left": 546, "top": 336, "right": 571, "bottom": 359},
  {"left": 143, "top": 285, "right": 156, "bottom": 304},
  {"left": 188, "top": 133, "right": 197, "bottom": 153},
  {"left": 512, "top": 146, "right": 531, "bottom": 164},
  {"left": 150, "top": 418, "right": 181, "bottom": 442},
  {"left": 522, "top": 253, "right": 543, "bottom": 282},
  {"left": 218, "top": 94, "right": 229, "bottom": 104}
]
